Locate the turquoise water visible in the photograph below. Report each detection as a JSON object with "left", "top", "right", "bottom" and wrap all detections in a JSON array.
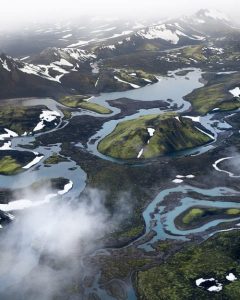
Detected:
[{"left": 138, "top": 185, "right": 240, "bottom": 250}]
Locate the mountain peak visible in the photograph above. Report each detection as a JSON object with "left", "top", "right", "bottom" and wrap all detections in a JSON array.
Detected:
[{"left": 195, "top": 8, "right": 229, "bottom": 22}]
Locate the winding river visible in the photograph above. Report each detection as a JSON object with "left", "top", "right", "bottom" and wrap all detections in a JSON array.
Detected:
[{"left": 0, "top": 68, "right": 239, "bottom": 299}]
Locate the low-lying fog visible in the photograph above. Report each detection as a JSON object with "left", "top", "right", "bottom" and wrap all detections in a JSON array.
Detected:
[
  {"left": 1, "top": 0, "right": 240, "bottom": 31},
  {"left": 0, "top": 186, "right": 131, "bottom": 299}
]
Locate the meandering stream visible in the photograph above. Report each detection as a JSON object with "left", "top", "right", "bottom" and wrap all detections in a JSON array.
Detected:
[{"left": 0, "top": 68, "right": 239, "bottom": 299}]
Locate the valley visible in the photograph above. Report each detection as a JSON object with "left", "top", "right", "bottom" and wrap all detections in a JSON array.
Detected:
[{"left": 0, "top": 7, "right": 240, "bottom": 300}]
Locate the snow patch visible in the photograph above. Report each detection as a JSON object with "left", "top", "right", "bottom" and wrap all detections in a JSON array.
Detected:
[
  {"left": 0, "top": 197, "right": 54, "bottom": 212},
  {"left": 54, "top": 58, "right": 73, "bottom": 67},
  {"left": 33, "top": 110, "right": 60, "bottom": 132},
  {"left": 186, "top": 175, "right": 195, "bottom": 178},
  {"left": 172, "top": 179, "right": 183, "bottom": 184},
  {"left": 138, "top": 24, "right": 181, "bottom": 44},
  {"left": 23, "top": 155, "right": 44, "bottom": 169},
  {"left": 2, "top": 60, "right": 11, "bottom": 72},
  {"left": 143, "top": 78, "right": 152, "bottom": 83},
  {"left": 196, "top": 277, "right": 223, "bottom": 292},
  {"left": 102, "top": 45, "right": 116, "bottom": 50},
  {"left": 58, "top": 181, "right": 73, "bottom": 195},
  {"left": 114, "top": 76, "right": 140, "bottom": 89},
  {"left": 229, "top": 87, "right": 240, "bottom": 98},
  {"left": 183, "top": 116, "right": 201, "bottom": 123},
  {"left": 176, "top": 174, "right": 195, "bottom": 179},
  {"left": 0, "top": 141, "right": 12, "bottom": 150},
  {"left": 0, "top": 128, "right": 18, "bottom": 140},
  {"left": 195, "top": 126, "right": 214, "bottom": 140},
  {"left": 95, "top": 77, "right": 100, "bottom": 87},
  {"left": 147, "top": 128, "right": 155, "bottom": 137},
  {"left": 67, "top": 39, "right": 95, "bottom": 48},
  {"left": 20, "top": 56, "right": 30, "bottom": 61},
  {"left": 137, "top": 148, "right": 144, "bottom": 159},
  {"left": 226, "top": 273, "right": 237, "bottom": 282}
]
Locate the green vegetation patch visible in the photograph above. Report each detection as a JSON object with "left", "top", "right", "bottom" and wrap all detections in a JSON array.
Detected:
[
  {"left": 44, "top": 153, "right": 68, "bottom": 165},
  {"left": 182, "top": 45, "right": 207, "bottom": 62},
  {"left": 185, "top": 72, "right": 240, "bottom": 115},
  {"left": 115, "top": 69, "right": 157, "bottom": 84},
  {"left": 98, "top": 113, "right": 212, "bottom": 159},
  {"left": 118, "top": 225, "right": 144, "bottom": 239},
  {"left": 227, "top": 208, "right": 240, "bottom": 215},
  {"left": 136, "top": 230, "right": 240, "bottom": 300},
  {"left": 0, "top": 105, "right": 46, "bottom": 135},
  {"left": 0, "top": 156, "right": 22, "bottom": 175},
  {"left": 176, "top": 206, "right": 240, "bottom": 229},
  {"left": 182, "top": 208, "right": 205, "bottom": 225},
  {"left": 59, "top": 95, "right": 112, "bottom": 114},
  {"left": 217, "top": 99, "right": 240, "bottom": 112}
]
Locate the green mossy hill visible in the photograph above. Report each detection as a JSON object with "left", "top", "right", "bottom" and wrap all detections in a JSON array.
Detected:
[
  {"left": 176, "top": 206, "right": 240, "bottom": 230},
  {"left": 185, "top": 72, "right": 240, "bottom": 115},
  {"left": 114, "top": 69, "right": 157, "bottom": 85},
  {"left": 182, "top": 45, "right": 207, "bottom": 62},
  {"left": 98, "top": 113, "right": 212, "bottom": 159},
  {"left": 0, "top": 151, "right": 36, "bottom": 175},
  {"left": 0, "top": 156, "right": 22, "bottom": 175},
  {"left": 136, "top": 230, "right": 240, "bottom": 300},
  {"left": 59, "top": 95, "right": 112, "bottom": 114},
  {"left": 0, "top": 105, "right": 47, "bottom": 135},
  {"left": 44, "top": 153, "right": 68, "bottom": 165}
]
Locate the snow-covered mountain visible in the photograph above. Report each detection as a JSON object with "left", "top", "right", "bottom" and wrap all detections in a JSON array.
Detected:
[
  {"left": 29, "top": 47, "right": 96, "bottom": 65},
  {"left": 0, "top": 46, "right": 96, "bottom": 83},
  {"left": 0, "top": 9, "right": 239, "bottom": 99},
  {"left": 0, "top": 48, "right": 99, "bottom": 99},
  {"left": 181, "top": 9, "right": 234, "bottom": 37},
  {"left": 137, "top": 23, "right": 205, "bottom": 45},
  {"left": 27, "top": 47, "right": 97, "bottom": 84},
  {"left": 0, "top": 17, "right": 149, "bottom": 58},
  {"left": 189, "top": 8, "right": 230, "bottom": 24},
  {"left": 94, "top": 9, "right": 238, "bottom": 57},
  {"left": 0, "top": 53, "right": 63, "bottom": 99}
]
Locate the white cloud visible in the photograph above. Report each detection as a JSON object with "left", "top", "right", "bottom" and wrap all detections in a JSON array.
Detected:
[{"left": 0, "top": 186, "right": 132, "bottom": 299}]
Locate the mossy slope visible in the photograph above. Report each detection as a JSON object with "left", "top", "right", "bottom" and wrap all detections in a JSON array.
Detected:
[
  {"left": 137, "top": 231, "right": 240, "bottom": 300},
  {"left": 185, "top": 72, "right": 240, "bottom": 115},
  {"left": 0, "top": 151, "right": 36, "bottom": 175},
  {"left": 98, "top": 113, "right": 212, "bottom": 159},
  {"left": 59, "top": 95, "right": 112, "bottom": 114},
  {"left": 0, "top": 156, "right": 22, "bottom": 175},
  {"left": 0, "top": 105, "right": 46, "bottom": 135},
  {"left": 176, "top": 206, "right": 240, "bottom": 230}
]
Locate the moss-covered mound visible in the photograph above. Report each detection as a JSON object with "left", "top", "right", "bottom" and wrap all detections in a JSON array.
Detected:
[
  {"left": 59, "top": 95, "right": 112, "bottom": 114},
  {"left": 175, "top": 206, "right": 240, "bottom": 230},
  {"left": 98, "top": 113, "right": 212, "bottom": 159},
  {"left": 136, "top": 230, "right": 240, "bottom": 300},
  {"left": 44, "top": 153, "right": 68, "bottom": 166},
  {"left": 0, "top": 156, "right": 22, "bottom": 175},
  {"left": 0, "top": 150, "right": 36, "bottom": 175},
  {"left": 0, "top": 105, "right": 47, "bottom": 135},
  {"left": 185, "top": 72, "right": 240, "bottom": 115}
]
